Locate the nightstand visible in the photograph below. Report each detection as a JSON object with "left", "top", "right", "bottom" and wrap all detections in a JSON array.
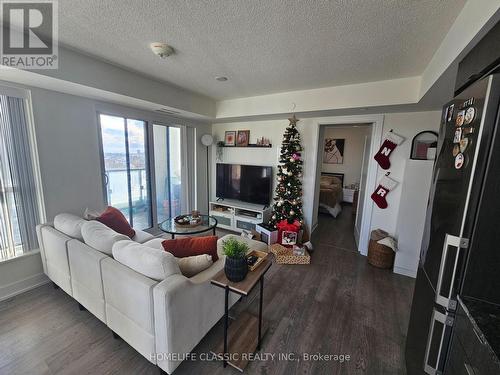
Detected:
[{"left": 343, "top": 187, "right": 356, "bottom": 203}]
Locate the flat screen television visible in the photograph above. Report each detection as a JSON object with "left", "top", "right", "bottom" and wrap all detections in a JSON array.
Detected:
[{"left": 216, "top": 163, "right": 272, "bottom": 205}]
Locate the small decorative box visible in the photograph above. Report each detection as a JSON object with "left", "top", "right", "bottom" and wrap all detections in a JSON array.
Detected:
[
  {"left": 255, "top": 223, "right": 278, "bottom": 245},
  {"left": 270, "top": 244, "right": 310, "bottom": 265}
]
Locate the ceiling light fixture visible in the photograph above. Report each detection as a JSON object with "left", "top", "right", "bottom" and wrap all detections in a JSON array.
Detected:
[
  {"left": 215, "top": 76, "right": 228, "bottom": 82},
  {"left": 150, "top": 42, "right": 174, "bottom": 59}
]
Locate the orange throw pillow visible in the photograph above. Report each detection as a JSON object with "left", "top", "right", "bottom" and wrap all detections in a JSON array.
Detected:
[
  {"left": 96, "top": 206, "right": 135, "bottom": 238},
  {"left": 162, "top": 236, "right": 218, "bottom": 262}
]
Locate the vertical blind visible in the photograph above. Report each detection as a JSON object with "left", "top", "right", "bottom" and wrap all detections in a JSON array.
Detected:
[{"left": 0, "top": 95, "right": 40, "bottom": 260}]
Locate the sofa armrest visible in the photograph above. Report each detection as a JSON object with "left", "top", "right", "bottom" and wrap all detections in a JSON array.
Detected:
[{"left": 153, "top": 259, "right": 237, "bottom": 374}]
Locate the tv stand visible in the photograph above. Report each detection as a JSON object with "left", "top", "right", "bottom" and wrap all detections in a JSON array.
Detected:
[{"left": 209, "top": 200, "right": 272, "bottom": 233}]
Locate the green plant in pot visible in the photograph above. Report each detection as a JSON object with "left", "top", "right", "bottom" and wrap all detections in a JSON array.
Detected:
[{"left": 223, "top": 237, "right": 249, "bottom": 282}]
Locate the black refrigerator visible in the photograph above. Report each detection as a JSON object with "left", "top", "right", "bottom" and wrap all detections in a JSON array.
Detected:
[{"left": 405, "top": 73, "right": 500, "bottom": 375}]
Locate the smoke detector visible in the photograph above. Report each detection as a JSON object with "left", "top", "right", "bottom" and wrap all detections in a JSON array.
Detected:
[{"left": 150, "top": 42, "right": 175, "bottom": 59}]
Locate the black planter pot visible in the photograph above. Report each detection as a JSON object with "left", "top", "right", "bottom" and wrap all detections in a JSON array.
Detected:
[{"left": 224, "top": 256, "right": 248, "bottom": 282}]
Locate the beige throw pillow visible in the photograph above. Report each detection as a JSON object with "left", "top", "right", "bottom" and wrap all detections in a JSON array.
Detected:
[{"left": 177, "top": 254, "right": 213, "bottom": 277}]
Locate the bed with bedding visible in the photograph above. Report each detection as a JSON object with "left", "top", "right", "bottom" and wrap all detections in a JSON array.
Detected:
[{"left": 319, "top": 173, "right": 344, "bottom": 218}]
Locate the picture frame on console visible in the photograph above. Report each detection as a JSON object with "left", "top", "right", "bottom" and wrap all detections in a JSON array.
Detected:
[
  {"left": 224, "top": 131, "right": 236, "bottom": 146},
  {"left": 237, "top": 130, "right": 250, "bottom": 147}
]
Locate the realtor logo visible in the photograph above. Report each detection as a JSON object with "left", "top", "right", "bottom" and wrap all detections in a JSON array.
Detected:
[{"left": 1, "top": 0, "right": 58, "bottom": 69}]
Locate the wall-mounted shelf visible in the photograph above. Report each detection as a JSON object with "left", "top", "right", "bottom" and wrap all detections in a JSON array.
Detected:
[{"left": 220, "top": 144, "right": 272, "bottom": 148}]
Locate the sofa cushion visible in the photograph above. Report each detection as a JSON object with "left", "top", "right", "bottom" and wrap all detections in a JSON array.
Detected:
[
  {"left": 177, "top": 254, "right": 213, "bottom": 277},
  {"left": 161, "top": 236, "right": 219, "bottom": 261},
  {"left": 112, "top": 240, "right": 180, "bottom": 281},
  {"left": 81, "top": 220, "right": 129, "bottom": 256},
  {"left": 142, "top": 238, "right": 165, "bottom": 250},
  {"left": 53, "top": 213, "right": 86, "bottom": 240},
  {"left": 96, "top": 206, "right": 135, "bottom": 238},
  {"left": 132, "top": 229, "right": 155, "bottom": 244}
]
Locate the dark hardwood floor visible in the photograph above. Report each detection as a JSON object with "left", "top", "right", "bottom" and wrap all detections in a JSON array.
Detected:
[{"left": 0, "top": 205, "right": 415, "bottom": 374}]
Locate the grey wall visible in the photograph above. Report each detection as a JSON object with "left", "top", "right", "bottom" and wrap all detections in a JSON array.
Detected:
[{"left": 31, "top": 88, "right": 104, "bottom": 220}]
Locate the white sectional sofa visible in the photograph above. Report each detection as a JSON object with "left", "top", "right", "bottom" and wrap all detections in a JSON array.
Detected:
[{"left": 36, "top": 213, "right": 267, "bottom": 374}]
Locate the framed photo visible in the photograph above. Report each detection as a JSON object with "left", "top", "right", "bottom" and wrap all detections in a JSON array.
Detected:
[
  {"left": 323, "top": 138, "right": 345, "bottom": 164},
  {"left": 282, "top": 231, "right": 297, "bottom": 246},
  {"left": 236, "top": 130, "right": 250, "bottom": 147},
  {"left": 224, "top": 131, "right": 236, "bottom": 146}
]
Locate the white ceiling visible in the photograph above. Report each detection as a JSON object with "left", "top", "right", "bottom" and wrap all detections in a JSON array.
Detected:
[{"left": 58, "top": 0, "right": 466, "bottom": 100}]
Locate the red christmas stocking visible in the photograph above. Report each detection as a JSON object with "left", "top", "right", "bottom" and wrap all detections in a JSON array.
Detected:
[
  {"left": 371, "top": 175, "right": 398, "bottom": 209},
  {"left": 374, "top": 131, "right": 404, "bottom": 170}
]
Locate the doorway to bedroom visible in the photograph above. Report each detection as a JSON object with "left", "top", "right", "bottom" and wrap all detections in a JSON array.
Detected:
[{"left": 314, "top": 123, "right": 373, "bottom": 252}]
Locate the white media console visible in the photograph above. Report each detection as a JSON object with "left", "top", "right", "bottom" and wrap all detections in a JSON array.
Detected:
[{"left": 209, "top": 200, "right": 272, "bottom": 233}]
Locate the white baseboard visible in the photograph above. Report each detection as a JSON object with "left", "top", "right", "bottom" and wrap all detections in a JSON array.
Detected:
[
  {"left": 0, "top": 272, "right": 50, "bottom": 302},
  {"left": 393, "top": 266, "right": 417, "bottom": 278}
]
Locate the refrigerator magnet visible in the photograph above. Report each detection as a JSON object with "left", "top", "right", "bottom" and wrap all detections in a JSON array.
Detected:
[
  {"left": 446, "top": 104, "right": 454, "bottom": 122},
  {"left": 463, "top": 127, "right": 475, "bottom": 136},
  {"left": 453, "top": 128, "right": 462, "bottom": 143},
  {"left": 459, "top": 138, "right": 469, "bottom": 153},
  {"left": 464, "top": 107, "right": 475, "bottom": 124},
  {"left": 456, "top": 110, "right": 465, "bottom": 127},
  {"left": 455, "top": 153, "right": 465, "bottom": 169},
  {"left": 453, "top": 144, "right": 460, "bottom": 157}
]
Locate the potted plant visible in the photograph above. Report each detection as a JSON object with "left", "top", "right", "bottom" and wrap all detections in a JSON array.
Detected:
[{"left": 222, "top": 237, "right": 249, "bottom": 282}]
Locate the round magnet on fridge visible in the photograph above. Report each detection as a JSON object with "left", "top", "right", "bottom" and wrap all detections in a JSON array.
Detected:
[
  {"left": 455, "top": 153, "right": 465, "bottom": 169},
  {"left": 453, "top": 144, "right": 460, "bottom": 157}
]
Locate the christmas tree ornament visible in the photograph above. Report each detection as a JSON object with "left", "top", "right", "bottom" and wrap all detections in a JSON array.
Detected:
[
  {"left": 374, "top": 130, "right": 404, "bottom": 170},
  {"left": 371, "top": 173, "right": 398, "bottom": 209}
]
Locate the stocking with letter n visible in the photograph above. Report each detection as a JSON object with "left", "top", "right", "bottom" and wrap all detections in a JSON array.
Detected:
[
  {"left": 374, "top": 130, "right": 404, "bottom": 170},
  {"left": 371, "top": 174, "right": 398, "bottom": 209}
]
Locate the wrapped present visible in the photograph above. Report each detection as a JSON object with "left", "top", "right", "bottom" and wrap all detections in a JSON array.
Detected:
[{"left": 276, "top": 219, "right": 301, "bottom": 247}]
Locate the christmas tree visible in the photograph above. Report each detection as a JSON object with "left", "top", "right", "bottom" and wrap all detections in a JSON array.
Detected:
[{"left": 269, "top": 115, "right": 304, "bottom": 228}]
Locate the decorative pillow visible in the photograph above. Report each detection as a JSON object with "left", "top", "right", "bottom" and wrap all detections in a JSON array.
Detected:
[
  {"left": 96, "top": 206, "right": 135, "bottom": 238},
  {"left": 177, "top": 254, "right": 213, "bottom": 277},
  {"left": 112, "top": 240, "right": 181, "bottom": 281},
  {"left": 81, "top": 220, "right": 129, "bottom": 255},
  {"left": 53, "top": 213, "right": 86, "bottom": 240},
  {"left": 161, "top": 236, "right": 219, "bottom": 261}
]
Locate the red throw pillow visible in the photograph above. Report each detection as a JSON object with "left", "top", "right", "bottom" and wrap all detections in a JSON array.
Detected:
[
  {"left": 162, "top": 236, "right": 218, "bottom": 262},
  {"left": 96, "top": 206, "right": 135, "bottom": 238}
]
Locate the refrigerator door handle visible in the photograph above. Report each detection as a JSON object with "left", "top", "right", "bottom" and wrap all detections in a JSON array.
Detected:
[
  {"left": 435, "top": 234, "right": 469, "bottom": 310},
  {"left": 424, "top": 309, "right": 454, "bottom": 375}
]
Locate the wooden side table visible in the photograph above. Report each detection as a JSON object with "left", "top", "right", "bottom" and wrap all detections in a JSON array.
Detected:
[{"left": 210, "top": 258, "right": 272, "bottom": 372}]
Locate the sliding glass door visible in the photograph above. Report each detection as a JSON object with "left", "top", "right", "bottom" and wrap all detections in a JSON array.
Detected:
[
  {"left": 99, "top": 114, "right": 151, "bottom": 229},
  {"left": 153, "top": 124, "right": 182, "bottom": 223},
  {"left": 98, "top": 113, "right": 186, "bottom": 230}
]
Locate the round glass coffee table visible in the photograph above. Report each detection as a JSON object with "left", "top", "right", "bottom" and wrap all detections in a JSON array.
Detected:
[{"left": 160, "top": 215, "right": 218, "bottom": 239}]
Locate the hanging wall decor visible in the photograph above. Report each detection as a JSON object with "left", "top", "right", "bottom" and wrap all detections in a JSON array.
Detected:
[
  {"left": 323, "top": 138, "right": 345, "bottom": 164},
  {"left": 371, "top": 173, "right": 398, "bottom": 209},
  {"left": 373, "top": 130, "right": 405, "bottom": 170},
  {"left": 410, "top": 131, "right": 438, "bottom": 160}
]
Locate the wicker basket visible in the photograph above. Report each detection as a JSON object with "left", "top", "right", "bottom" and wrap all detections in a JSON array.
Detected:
[{"left": 367, "top": 230, "right": 394, "bottom": 269}]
